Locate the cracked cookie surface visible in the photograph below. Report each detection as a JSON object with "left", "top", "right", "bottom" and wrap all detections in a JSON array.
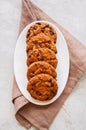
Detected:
[
  {"left": 26, "top": 33, "right": 57, "bottom": 53},
  {"left": 27, "top": 74, "right": 58, "bottom": 101},
  {"left": 27, "top": 61, "right": 57, "bottom": 80},
  {"left": 26, "top": 22, "right": 57, "bottom": 43},
  {"left": 26, "top": 48, "right": 58, "bottom": 68}
]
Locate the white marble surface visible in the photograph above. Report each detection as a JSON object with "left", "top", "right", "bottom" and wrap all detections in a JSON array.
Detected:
[{"left": 0, "top": 0, "right": 86, "bottom": 130}]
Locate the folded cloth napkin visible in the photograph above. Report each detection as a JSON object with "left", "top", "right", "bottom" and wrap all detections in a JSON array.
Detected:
[{"left": 12, "top": 0, "right": 86, "bottom": 129}]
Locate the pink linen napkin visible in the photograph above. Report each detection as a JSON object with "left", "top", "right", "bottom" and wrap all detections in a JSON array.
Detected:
[{"left": 12, "top": 0, "right": 86, "bottom": 129}]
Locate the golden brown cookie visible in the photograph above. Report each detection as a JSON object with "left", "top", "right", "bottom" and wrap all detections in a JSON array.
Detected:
[
  {"left": 26, "top": 22, "right": 57, "bottom": 43},
  {"left": 26, "top": 48, "right": 58, "bottom": 68},
  {"left": 26, "top": 33, "right": 57, "bottom": 53},
  {"left": 27, "top": 61, "right": 57, "bottom": 80},
  {"left": 27, "top": 74, "right": 58, "bottom": 101}
]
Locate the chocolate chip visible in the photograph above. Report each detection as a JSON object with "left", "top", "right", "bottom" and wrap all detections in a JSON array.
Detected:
[
  {"left": 28, "top": 54, "right": 31, "bottom": 58},
  {"left": 26, "top": 39, "right": 29, "bottom": 43},
  {"left": 26, "top": 30, "right": 30, "bottom": 38},
  {"left": 50, "top": 30, "right": 54, "bottom": 35},
  {"left": 41, "top": 29, "right": 44, "bottom": 33},
  {"left": 49, "top": 79, "right": 52, "bottom": 82},
  {"left": 45, "top": 97, "right": 49, "bottom": 100},
  {"left": 55, "top": 50, "right": 57, "bottom": 54},
  {"left": 35, "top": 43, "right": 38, "bottom": 46},
  {"left": 35, "top": 63, "right": 38, "bottom": 66},
  {"left": 45, "top": 24, "right": 49, "bottom": 28},
  {"left": 26, "top": 49, "right": 29, "bottom": 53},
  {"left": 43, "top": 24, "right": 49, "bottom": 29},
  {"left": 32, "top": 83, "right": 36, "bottom": 87},
  {"left": 48, "top": 40, "right": 51, "bottom": 44},
  {"left": 34, "top": 33, "right": 37, "bottom": 36},
  {"left": 36, "top": 53, "right": 39, "bottom": 57},
  {"left": 54, "top": 40, "right": 56, "bottom": 44},
  {"left": 36, "top": 91, "right": 41, "bottom": 95},
  {"left": 46, "top": 84, "right": 51, "bottom": 87},
  {"left": 26, "top": 33, "right": 30, "bottom": 38},
  {"left": 30, "top": 61, "right": 33, "bottom": 64},
  {"left": 33, "top": 26, "right": 37, "bottom": 30},
  {"left": 28, "top": 29, "right": 30, "bottom": 32},
  {"left": 51, "top": 90, "right": 56, "bottom": 95},
  {"left": 36, "top": 23, "right": 41, "bottom": 25}
]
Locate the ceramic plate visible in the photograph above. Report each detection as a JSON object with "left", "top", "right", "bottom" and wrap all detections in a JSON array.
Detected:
[{"left": 14, "top": 20, "right": 70, "bottom": 105}]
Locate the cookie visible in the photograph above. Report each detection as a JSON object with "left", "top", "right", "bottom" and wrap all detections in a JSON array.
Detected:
[
  {"left": 26, "top": 48, "right": 58, "bottom": 68},
  {"left": 27, "top": 61, "right": 57, "bottom": 80},
  {"left": 26, "top": 33, "right": 57, "bottom": 53},
  {"left": 26, "top": 22, "right": 57, "bottom": 43},
  {"left": 27, "top": 74, "right": 58, "bottom": 101}
]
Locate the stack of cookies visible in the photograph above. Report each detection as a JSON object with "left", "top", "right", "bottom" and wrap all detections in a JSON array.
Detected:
[{"left": 26, "top": 22, "right": 58, "bottom": 101}]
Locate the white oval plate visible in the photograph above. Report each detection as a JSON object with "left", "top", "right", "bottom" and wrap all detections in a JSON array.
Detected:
[{"left": 14, "top": 20, "right": 70, "bottom": 105}]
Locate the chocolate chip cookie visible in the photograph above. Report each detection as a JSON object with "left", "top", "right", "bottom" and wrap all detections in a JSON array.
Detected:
[
  {"left": 26, "top": 33, "right": 57, "bottom": 53},
  {"left": 26, "top": 22, "right": 57, "bottom": 43},
  {"left": 27, "top": 74, "right": 58, "bottom": 101},
  {"left": 26, "top": 48, "right": 58, "bottom": 68},
  {"left": 27, "top": 61, "right": 57, "bottom": 80}
]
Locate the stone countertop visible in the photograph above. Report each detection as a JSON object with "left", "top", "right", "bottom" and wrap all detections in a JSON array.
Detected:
[{"left": 0, "top": 0, "right": 86, "bottom": 130}]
